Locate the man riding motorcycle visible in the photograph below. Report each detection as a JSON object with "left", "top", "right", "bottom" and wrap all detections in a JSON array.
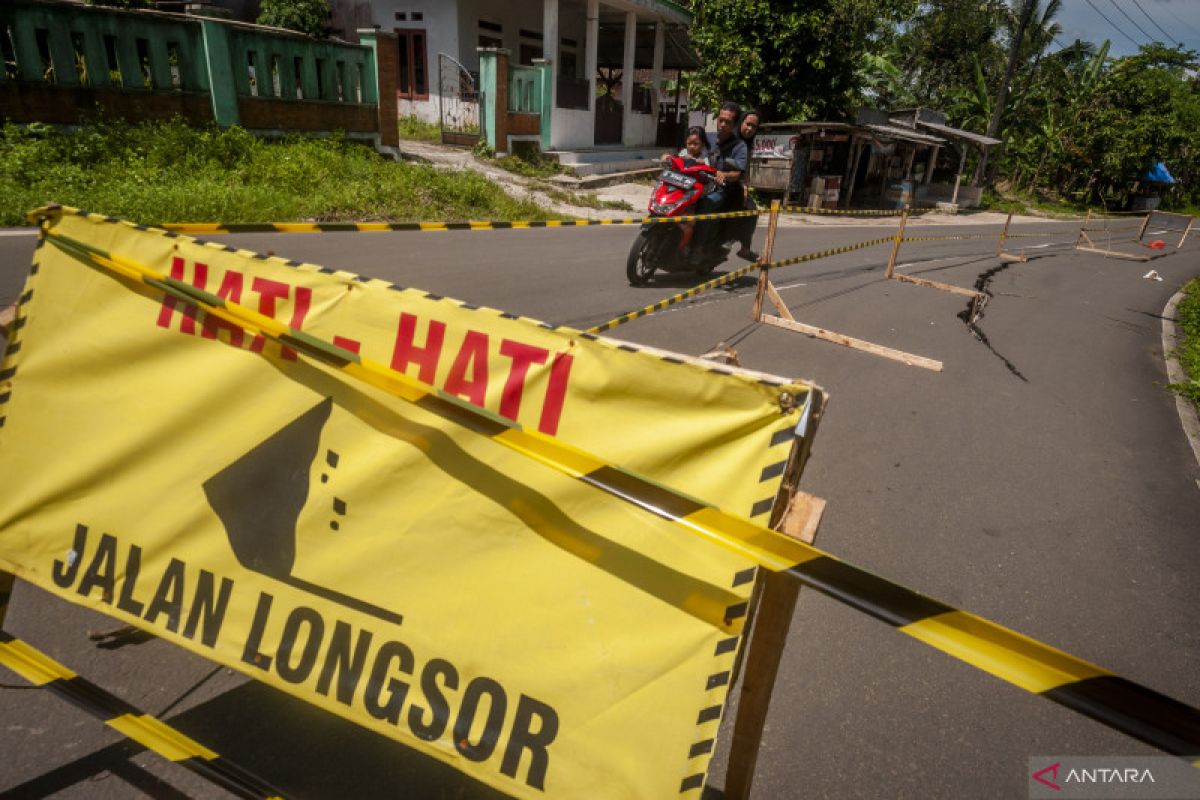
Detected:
[{"left": 694, "top": 101, "right": 756, "bottom": 259}]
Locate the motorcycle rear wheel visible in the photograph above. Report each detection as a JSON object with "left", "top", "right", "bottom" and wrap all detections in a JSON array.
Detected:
[{"left": 626, "top": 230, "right": 657, "bottom": 286}]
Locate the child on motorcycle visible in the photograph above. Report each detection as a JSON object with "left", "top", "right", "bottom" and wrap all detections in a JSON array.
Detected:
[
  {"left": 661, "top": 126, "right": 710, "bottom": 168},
  {"left": 659, "top": 126, "right": 716, "bottom": 254}
]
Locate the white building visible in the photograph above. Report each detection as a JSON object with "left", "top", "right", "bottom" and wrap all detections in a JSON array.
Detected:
[{"left": 365, "top": 0, "right": 697, "bottom": 152}]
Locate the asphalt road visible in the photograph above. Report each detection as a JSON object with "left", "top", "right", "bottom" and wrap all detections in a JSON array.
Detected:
[{"left": 1, "top": 215, "right": 1198, "bottom": 800}]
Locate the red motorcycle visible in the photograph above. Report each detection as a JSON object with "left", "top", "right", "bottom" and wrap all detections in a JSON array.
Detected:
[{"left": 626, "top": 156, "right": 733, "bottom": 286}]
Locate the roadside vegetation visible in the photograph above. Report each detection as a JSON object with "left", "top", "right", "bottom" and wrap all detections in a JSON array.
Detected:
[
  {"left": 488, "top": 150, "right": 566, "bottom": 180},
  {"left": 0, "top": 119, "right": 551, "bottom": 226},
  {"left": 978, "top": 188, "right": 1089, "bottom": 218},
  {"left": 1172, "top": 279, "right": 1200, "bottom": 409},
  {"left": 541, "top": 186, "right": 634, "bottom": 212},
  {"left": 397, "top": 114, "right": 441, "bottom": 144},
  {"left": 690, "top": 1, "right": 1200, "bottom": 213}
]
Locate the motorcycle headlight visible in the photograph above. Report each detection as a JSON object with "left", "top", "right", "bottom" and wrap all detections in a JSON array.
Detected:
[{"left": 651, "top": 202, "right": 674, "bottom": 214}]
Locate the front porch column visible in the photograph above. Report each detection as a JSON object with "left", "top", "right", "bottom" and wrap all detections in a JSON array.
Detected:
[
  {"left": 543, "top": 0, "right": 559, "bottom": 114},
  {"left": 620, "top": 10, "right": 636, "bottom": 144},
  {"left": 533, "top": 58, "right": 553, "bottom": 151},
  {"left": 585, "top": 0, "right": 598, "bottom": 113},
  {"left": 651, "top": 21, "right": 664, "bottom": 120}
]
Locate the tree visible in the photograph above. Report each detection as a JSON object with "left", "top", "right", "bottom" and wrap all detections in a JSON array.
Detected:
[
  {"left": 688, "top": 0, "right": 915, "bottom": 122},
  {"left": 257, "top": 0, "right": 330, "bottom": 38},
  {"left": 974, "top": 0, "right": 1037, "bottom": 182},
  {"left": 889, "top": 0, "right": 1008, "bottom": 108},
  {"left": 1071, "top": 45, "right": 1200, "bottom": 204}
]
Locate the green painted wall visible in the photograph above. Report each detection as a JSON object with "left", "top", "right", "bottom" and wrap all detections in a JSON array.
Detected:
[{"left": 1, "top": 0, "right": 376, "bottom": 125}]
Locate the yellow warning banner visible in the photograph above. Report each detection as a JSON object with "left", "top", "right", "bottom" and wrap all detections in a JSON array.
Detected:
[{"left": 0, "top": 209, "right": 816, "bottom": 798}]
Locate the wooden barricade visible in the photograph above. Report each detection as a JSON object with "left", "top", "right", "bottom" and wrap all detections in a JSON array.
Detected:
[
  {"left": 885, "top": 210, "right": 986, "bottom": 299},
  {"left": 752, "top": 203, "right": 944, "bottom": 372},
  {"left": 1073, "top": 209, "right": 1190, "bottom": 261},
  {"left": 1137, "top": 209, "right": 1194, "bottom": 250},
  {"left": 996, "top": 213, "right": 1027, "bottom": 263}
]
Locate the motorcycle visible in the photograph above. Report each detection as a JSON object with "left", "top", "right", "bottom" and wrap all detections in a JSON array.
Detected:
[{"left": 626, "top": 156, "right": 734, "bottom": 286}]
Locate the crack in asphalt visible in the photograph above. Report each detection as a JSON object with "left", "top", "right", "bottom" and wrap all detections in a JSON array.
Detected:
[{"left": 958, "top": 260, "right": 1029, "bottom": 382}]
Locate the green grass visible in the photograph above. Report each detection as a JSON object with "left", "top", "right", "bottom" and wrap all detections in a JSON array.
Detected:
[
  {"left": 1171, "top": 279, "right": 1200, "bottom": 409},
  {"left": 397, "top": 114, "right": 442, "bottom": 143},
  {"left": 541, "top": 186, "right": 633, "bottom": 211},
  {"left": 489, "top": 151, "right": 564, "bottom": 179},
  {"left": 979, "top": 188, "right": 1089, "bottom": 218},
  {"left": 0, "top": 119, "right": 552, "bottom": 226}
]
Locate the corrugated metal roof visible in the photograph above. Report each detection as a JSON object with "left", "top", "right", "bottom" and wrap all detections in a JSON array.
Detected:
[
  {"left": 862, "top": 124, "right": 946, "bottom": 146},
  {"left": 912, "top": 121, "right": 1001, "bottom": 147}
]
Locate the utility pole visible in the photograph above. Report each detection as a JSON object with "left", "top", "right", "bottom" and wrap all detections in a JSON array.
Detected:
[{"left": 974, "top": 0, "right": 1037, "bottom": 184}]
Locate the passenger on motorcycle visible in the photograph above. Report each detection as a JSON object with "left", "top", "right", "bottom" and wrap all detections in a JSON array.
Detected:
[
  {"left": 731, "top": 108, "right": 762, "bottom": 260},
  {"left": 699, "top": 101, "right": 748, "bottom": 218},
  {"left": 661, "top": 125, "right": 712, "bottom": 169}
]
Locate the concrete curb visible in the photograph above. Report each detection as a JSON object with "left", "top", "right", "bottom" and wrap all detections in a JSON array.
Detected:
[{"left": 1161, "top": 288, "right": 1200, "bottom": 483}]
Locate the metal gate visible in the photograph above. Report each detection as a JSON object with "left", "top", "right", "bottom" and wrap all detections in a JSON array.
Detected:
[{"left": 437, "top": 53, "right": 480, "bottom": 147}]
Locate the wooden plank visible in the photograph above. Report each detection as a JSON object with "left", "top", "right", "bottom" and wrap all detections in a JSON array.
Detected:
[
  {"left": 752, "top": 200, "right": 783, "bottom": 321},
  {"left": 724, "top": 492, "right": 826, "bottom": 800},
  {"left": 1179, "top": 217, "right": 1194, "bottom": 250},
  {"left": 698, "top": 342, "right": 741, "bottom": 366},
  {"left": 0, "top": 304, "right": 15, "bottom": 338},
  {"left": 764, "top": 280, "right": 795, "bottom": 321},
  {"left": 1137, "top": 213, "right": 1151, "bottom": 242},
  {"left": 0, "top": 571, "right": 14, "bottom": 629},
  {"left": 779, "top": 491, "right": 825, "bottom": 543},
  {"left": 998, "top": 252, "right": 1028, "bottom": 263},
  {"left": 996, "top": 212, "right": 1013, "bottom": 257},
  {"left": 1075, "top": 209, "right": 1091, "bottom": 249},
  {"left": 762, "top": 314, "right": 943, "bottom": 371},
  {"left": 884, "top": 208, "right": 909, "bottom": 279},
  {"left": 892, "top": 272, "right": 982, "bottom": 298},
  {"left": 1075, "top": 245, "right": 1152, "bottom": 262}
]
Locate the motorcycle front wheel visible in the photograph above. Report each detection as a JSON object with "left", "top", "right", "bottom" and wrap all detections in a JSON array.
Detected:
[{"left": 626, "top": 229, "right": 657, "bottom": 286}]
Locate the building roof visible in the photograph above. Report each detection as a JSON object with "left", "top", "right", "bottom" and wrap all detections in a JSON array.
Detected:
[
  {"left": 862, "top": 124, "right": 946, "bottom": 146},
  {"left": 596, "top": 23, "right": 698, "bottom": 70},
  {"left": 910, "top": 120, "right": 1001, "bottom": 147},
  {"left": 622, "top": 0, "right": 693, "bottom": 25}
]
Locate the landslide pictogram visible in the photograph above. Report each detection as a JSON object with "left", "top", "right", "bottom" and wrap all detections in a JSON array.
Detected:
[{"left": 203, "top": 397, "right": 402, "bottom": 625}]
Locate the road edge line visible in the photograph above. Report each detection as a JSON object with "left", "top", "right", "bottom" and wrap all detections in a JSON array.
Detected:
[{"left": 1161, "top": 288, "right": 1200, "bottom": 484}]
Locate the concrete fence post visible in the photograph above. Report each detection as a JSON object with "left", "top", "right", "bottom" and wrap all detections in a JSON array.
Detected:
[
  {"left": 358, "top": 29, "right": 398, "bottom": 148},
  {"left": 532, "top": 57, "right": 553, "bottom": 152},
  {"left": 477, "top": 47, "right": 510, "bottom": 154},
  {"left": 200, "top": 20, "right": 240, "bottom": 126}
]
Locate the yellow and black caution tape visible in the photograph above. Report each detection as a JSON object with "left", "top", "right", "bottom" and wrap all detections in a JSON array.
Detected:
[
  {"left": 781, "top": 205, "right": 922, "bottom": 217},
  {"left": 157, "top": 209, "right": 764, "bottom": 235},
  {"left": 35, "top": 209, "right": 1200, "bottom": 764},
  {"left": 1081, "top": 225, "right": 1145, "bottom": 233},
  {"left": 586, "top": 235, "right": 895, "bottom": 334},
  {"left": 0, "top": 630, "right": 287, "bottom": 799},
  {"left": 900, "top": 227, "right": 1088, "bottom": 244},
  {"left": 901, "top": 232, "right": 1004, "bottom": 243},
  {"left": 1004, "top": 229, "right": 1089, "bottom": 238}
]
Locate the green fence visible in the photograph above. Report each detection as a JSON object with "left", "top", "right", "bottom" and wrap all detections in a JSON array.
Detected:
[
  {"left": 1, "top": 2, "right": 205, "bottom": 90},
  {"left": 507, "top": 64, "right": 541, "bottom": 114},
  {"left": 0, "top": 0, "right": 380, "bottom": 131}
]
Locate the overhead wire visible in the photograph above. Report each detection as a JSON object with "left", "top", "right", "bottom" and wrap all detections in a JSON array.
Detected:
[
  {"left": 1153, "top": 0, "right": 1200, "bottom": 41},
  {"left": 1082, "top": 0, "right": 1145, "bottom": 47},
  {"left": 1128, "top": 0, "right": 1180, "bottom": 45},
  {"left": 1105, "top": 0, "right": 1157, "bottom": 43}
]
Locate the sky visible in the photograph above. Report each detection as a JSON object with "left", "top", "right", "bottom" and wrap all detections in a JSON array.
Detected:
[{"left": 1054, "top": 0, "right": 1200, "bottom": 57}]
